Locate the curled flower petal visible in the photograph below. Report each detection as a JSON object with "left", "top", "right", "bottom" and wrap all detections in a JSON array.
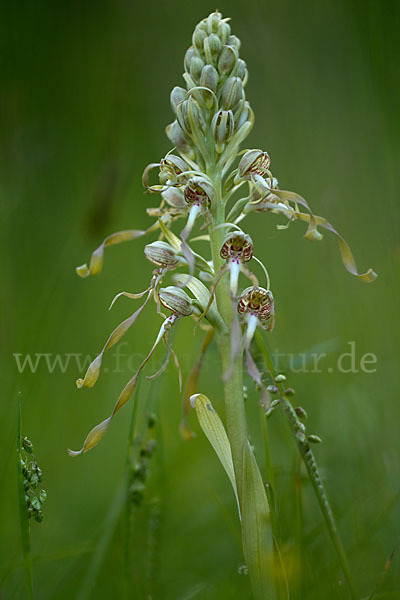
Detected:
[
  {"left": 109, "top": 288, "right": 151, "bottom": 310},
  {"left": 250, "top": 189, "right": 377, "bottom": 283},
  {"left": 76, "top": 230, "right": 146, "bottom": 278},
  {"left": 301, "top": 213, "right": 377, "bottom": 282},
  {"left": 76, "top": 291, "right": 152, "bottom": 389},
  {"left": 146, "top": 335, "right": 171, "bottom": 381},
  {"left": 69, "top": 317, "right": 177, "bottom": 457},
  {"left": 142, "top": 162, "right": 163, "bottom": 192},
  {"left": 68, "top": 417, "right": 111, "bottom": 457}
]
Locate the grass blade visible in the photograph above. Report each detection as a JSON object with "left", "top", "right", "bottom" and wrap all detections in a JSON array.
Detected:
[{"left": 16, "top": 393, "right": 33, "bottom": 600}]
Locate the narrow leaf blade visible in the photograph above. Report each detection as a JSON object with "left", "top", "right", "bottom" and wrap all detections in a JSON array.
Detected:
[
  {"left": 241, "top": 441, "right": 274, "bottom": 600},
  {"left": 191, "top": 393, "right": 238, "bottom": 507}
]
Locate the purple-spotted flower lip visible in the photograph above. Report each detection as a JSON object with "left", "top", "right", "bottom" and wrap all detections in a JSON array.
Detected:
[
  {"left": 183, "top": 177, "right": 213, "bottom": 207},
  {"left": 220, "top": 231, "right": 254, "bottom": 263},
  {"left": 238, "top": 286, "right": 274, "bottom": 327}
]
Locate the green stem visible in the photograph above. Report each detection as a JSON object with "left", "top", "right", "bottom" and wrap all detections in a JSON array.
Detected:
[
  {"left": 256, "top": 333, "right": 359, "bottom": 600},
  {"left": 207, "top": 168, "right": 247, "bottom": 498},
  {"left": 207, "top": 168, "right": 277, "bottom": 600},
  {"left": 16, "top": 393, "right": 33, "bottom": 600}
]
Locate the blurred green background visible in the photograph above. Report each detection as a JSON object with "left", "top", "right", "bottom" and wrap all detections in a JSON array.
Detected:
[{"left": 1, "top": 0, "right": 399, "bottom": 598}]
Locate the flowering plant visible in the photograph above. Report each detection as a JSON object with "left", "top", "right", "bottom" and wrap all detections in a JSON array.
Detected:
[{"left": 69, "top": 11, "right": 376, "bottom": 599}]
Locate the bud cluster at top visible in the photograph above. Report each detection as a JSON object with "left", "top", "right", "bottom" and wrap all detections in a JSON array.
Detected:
[{"left": 167, "top": 11, "right": 253, "bottom": 163}]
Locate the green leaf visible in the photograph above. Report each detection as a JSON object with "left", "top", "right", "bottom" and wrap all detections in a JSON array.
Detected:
[
  {"left": 241, "top": 441, "right": 275, "bottom": 600},
  {"left": 191, "top": 393, "right": 239, "bottom": 514}
]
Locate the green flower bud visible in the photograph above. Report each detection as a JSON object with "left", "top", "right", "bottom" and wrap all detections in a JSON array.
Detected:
[
  {"left": 197, "top": 20, "right": 208, "bottom": 33},
  {"left": 275, "top": 374, "right": 286, "bottom": 383},
  {"left": 295, "top": 406, "right": 308, "bottom": 420},
  {"left": 34, "top": 465, "right": 43, "bottom": 482},
  {"left": 236, "top": 100, "right": 251, "bottom": 130},
  {"left": 192, "top": 27, "right": 207, "bottom": 52},
  {"left": 284, "top": 388, "right": 296, "bottom": 397},
  {"left": 159, "top": 286, "right": 193, "bottom": 316},
  {"left": 206, "top": 11, "right": 221, "bottom": 34},
  {"left": 235, "top": 58, "right": 247, "bottom": 82},
  {"left": 208, "top": 33, "right": 222, "bottom": 57},
  {"left": 34, "top": 510, "right": 44, "bottom": 523},
  {"left": 211, "top": 110, "right": 234, "bottom": 150},
  {"left": 170, "top": 86, "right": 186, "bottom": 112},
  {"left": 22, "top": 437, "right": 33, "bottom": 453},
  {"left": 307, "top": 434, "right": 322, "bottom": 444},
  {"left": 184, "top": 47, "right": 197, "bottom": 72},
  {"left": 182, "top": 71, "right": 197, "bottom": 91},
  {"left": 203, "top": 37, "right": 212, "bottom": 65},
  {"left": 144, "top": 241, "right": 180, "bottom": 268},
  {"left": 200, "top": 64, "right": 218, "bottom": 92},
  {"left": 267, "top": 385, "right": 279, "bottom": 394},
  {"left": 31, "top": 496, "right": 41, "bottom": 511},
  {"left": 190, "top": 56, "right": 205, "bottom": 81},
  {"left": 165, "top": 120, "right": 192, "bottom": 154},
  {"left": 218, "top": 44, "right": 238, "bottom": 75},
  {"left": 217, "top": 20, "right": 231, "bottom": 45},
  {"left": 39, "top": 489, "right": 47, "bottom": 503},
  {"left": 227, "top": 34, "right": 241, "bottom": 50},
  {"left": 21, "top": 458, "right": 27, "bottom": 476},
  {"left": 221, "top": 76, "right": 243, "bottom": 110},
  {"left": 176, "top": 98, "right": 203, "bottom": 136}
]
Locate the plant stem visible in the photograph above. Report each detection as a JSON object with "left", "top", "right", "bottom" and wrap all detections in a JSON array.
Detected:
[
  {"left": 207, "top": 169, "right": 277, "bottom": 600},
  {"left": 256, "top": 333, "right": 359, "bottom": 600},
  {"left": 16, "top": 393, "right": 33, "bottom": 600},
  {"left": 207, "top": 168, "right": 247, "bottom": 499}
]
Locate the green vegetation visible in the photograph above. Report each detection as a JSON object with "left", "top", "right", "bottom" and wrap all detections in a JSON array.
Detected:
[{"left": 1, "top": 1, "right": 399, "bottom": 598}]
